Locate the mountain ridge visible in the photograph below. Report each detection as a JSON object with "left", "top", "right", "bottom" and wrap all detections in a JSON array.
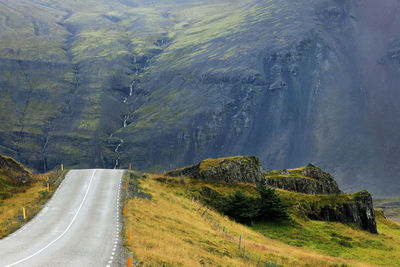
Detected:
[{"left": 1, "top": 0, "right": 400, "bottom": 196}]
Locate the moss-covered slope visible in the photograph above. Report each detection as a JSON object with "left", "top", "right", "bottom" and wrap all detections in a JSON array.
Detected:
[
  {"left": 165, "top": 156, "right": 377, "bottom": 233},
  {"left": 1, "top": 0, "right": 400, "bottom": 196},
  {"left": 0, "top": 153, "right": 34, "bottom": 199}
]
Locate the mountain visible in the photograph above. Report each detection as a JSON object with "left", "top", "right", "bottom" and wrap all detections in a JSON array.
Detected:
[{"left": 1, "top": 0, "right": 400, "bottom": 196}]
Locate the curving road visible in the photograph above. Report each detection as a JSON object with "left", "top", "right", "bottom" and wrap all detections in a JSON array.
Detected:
[{"left": 0, "top": 169, "right": 124, "bottom": 267}]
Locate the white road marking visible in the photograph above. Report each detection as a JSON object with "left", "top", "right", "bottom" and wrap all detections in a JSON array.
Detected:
[{"left": 5, "top": 170, "right": 97, "bottom": 267}]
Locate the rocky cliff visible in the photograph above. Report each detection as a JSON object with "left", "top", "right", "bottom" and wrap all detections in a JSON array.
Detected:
[
  {"left": 166, "top": 156, "right": 264, "bottom": 184},
  {"left": 264, "top": 164, "right": 342, "bottom": 195},
  {"left": 299, "top": 190, "right": 377, "bottom": 234},
  {"left": 167, "top": 156, "right": 377, "bottom": 233}
]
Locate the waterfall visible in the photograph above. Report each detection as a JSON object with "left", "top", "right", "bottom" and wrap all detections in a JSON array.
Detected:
[
  {"left": 129, "top": 80, "right": 134, "bottom": 96},
  {"left": 114, "top": 139, "right": 124, "bottom": 169},
  {"left": 123, "top": 115, "right": 129, "bottom": 128}
]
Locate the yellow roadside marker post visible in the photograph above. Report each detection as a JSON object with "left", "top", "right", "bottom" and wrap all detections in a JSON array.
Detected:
[
  {"left": 61, "top": 164, "right": 64, "bottom": 171},
  {"left": 128, "top": 229, "right": 132, "bottom": 242},
  {"left": 124, "top": 207, "right": 127, "bottom": 217},
  {"left": 22, "top": 207, "right": 26, "bottom": 220},
  {"left": 125, "top": 183, "right": 128, "bottom": 192},
  {"left": 47, "top": 183, "right": 50, "bottom": 192},
  {"left": 129, "top": 163, "right": 131, "bottom": 170}
]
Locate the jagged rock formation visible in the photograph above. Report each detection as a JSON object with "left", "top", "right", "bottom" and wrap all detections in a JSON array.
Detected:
[
  {"left": 264, "top": 164, "right": 342, "bottom": 195},
  {"left": 304, "top": 190, "right": 377, "bottom": 234},
  {"left": 167, "top": 155, "right": 377, "bottom": 233},
  {"left": 166, "top": 156, "right": 264, "bottom": 184}
]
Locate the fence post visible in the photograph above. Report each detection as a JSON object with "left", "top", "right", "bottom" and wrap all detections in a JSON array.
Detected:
[
  {"left": 249, "top": 251, "right": 252, "bottom": 264},
  {"left": 226, "top": 229, "right": 229, "bottom": 237},
  {"left": 257, "top": 256, "right": 261, "bottom": 267},
  {"left": 223, "top": 226, "right": 225, "bottom": 232},
  {"left": 197, "top": 204, "right": 204, "bottom": 211},
  {"left": 201, "top": 208, "right": 208, "bottom": 217},
  {"left": 239, "top": 235, "right": 242, "bottom": 249},
  {"left": 275, "top": 260, "right": 277, "bottom": 267},
  {"left": 242, "top": 246, "right": 245, "bottom": 257},
  {"left": 269, "top": 259, "right": 272, "bottom": 267}
]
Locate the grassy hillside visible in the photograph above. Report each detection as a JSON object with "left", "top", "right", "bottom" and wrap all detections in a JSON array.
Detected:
[
  {"left": 0, "top": 154, "right": 34, "bottom": 199},
  {"left": 374, "top": 197, "right": 400, "bottom": 223},
  {"left": 0, "top": 154, "right": 66, "bottom": 238},
  {"left": 122, "top": 173, "right": 400, "bottom": 266}
]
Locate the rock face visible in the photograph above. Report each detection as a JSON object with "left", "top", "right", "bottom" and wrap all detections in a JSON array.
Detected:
[
  {"left": 167, "top": 156, "right": 377, "bottom": 233},
  {"left": 306, "top": 191, "right": 377, "bottom": 234},
  {"left": 166, "top": 156, "right": 264, "bottom": 184},
  {"left": 264, "top": 164, "right": 342, "bottom": 194}
]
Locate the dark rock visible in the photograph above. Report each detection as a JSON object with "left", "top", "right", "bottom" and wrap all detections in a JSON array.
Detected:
[
  {"left": 264, "top": 164, "right": 342, "bottom": 194},
  {"left": 306, "top": 190, "right": 377, "bottom": 234},
  {"left": 166, "top": 156, "right": 264, "bottom": 184}
]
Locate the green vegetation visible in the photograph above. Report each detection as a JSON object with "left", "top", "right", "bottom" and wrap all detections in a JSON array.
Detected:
[
  {"left": 223, "top": 185, "right": 288, "bottom": 225},
  {"left": 123, "top": 173, "right": 366, "bottom": 266},
  {"left": 0, "top": 0, "right": 309, "bottom": 172},
  {"left": 153, "top": 173, "right": 400, "bottom": 266},
  {"left": 199, "top": 156, "right": 245, "bottom": 172}
]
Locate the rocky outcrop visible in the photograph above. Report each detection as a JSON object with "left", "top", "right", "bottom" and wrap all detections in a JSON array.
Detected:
[
  {"left": 165, "top": 156, "right": 264, "bottom": 184},
  {"left": 305, "top": 190, "right": 377, "bottom": 233},
  {"left": 167, "top": 156, "right": 377, "bottom": 233},
  {"left": 264, "top": 164, "right": 342, "bottom": 194},
  {"left": 0, "top": 154, "right": 31, "bottom": 183}
]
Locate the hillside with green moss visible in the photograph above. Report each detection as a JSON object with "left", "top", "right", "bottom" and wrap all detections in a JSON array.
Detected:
[
  {"left": 157, "top": 156, "right": 400, "bottom": 266},
  {"left": 1, "top": 0, "right": 400, "bottom": 196}
]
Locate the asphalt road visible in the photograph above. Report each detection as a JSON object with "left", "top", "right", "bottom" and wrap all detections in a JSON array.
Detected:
[{"left": 0, "top": 169, "right": 124, "bottom": 267}]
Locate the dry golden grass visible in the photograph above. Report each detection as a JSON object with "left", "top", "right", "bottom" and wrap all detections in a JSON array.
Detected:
[
  {"left": 123, "top": 174, "right": 373, "bottom": 266},
  {"left": 0, "top": 171, "right": 65, "bottom": 238}
]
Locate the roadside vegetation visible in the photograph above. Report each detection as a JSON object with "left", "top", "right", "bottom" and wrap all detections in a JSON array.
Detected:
[
  {"left": 0, "top": 155, "right": 66, "bottom": 238},
  {"left": 122, "top": 173, "right": 384, "bottom": 266}
]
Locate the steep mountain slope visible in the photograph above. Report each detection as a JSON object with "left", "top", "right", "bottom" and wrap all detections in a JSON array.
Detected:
[{"left": 1, "top": 0, "right": 400, "bottom": 195}]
